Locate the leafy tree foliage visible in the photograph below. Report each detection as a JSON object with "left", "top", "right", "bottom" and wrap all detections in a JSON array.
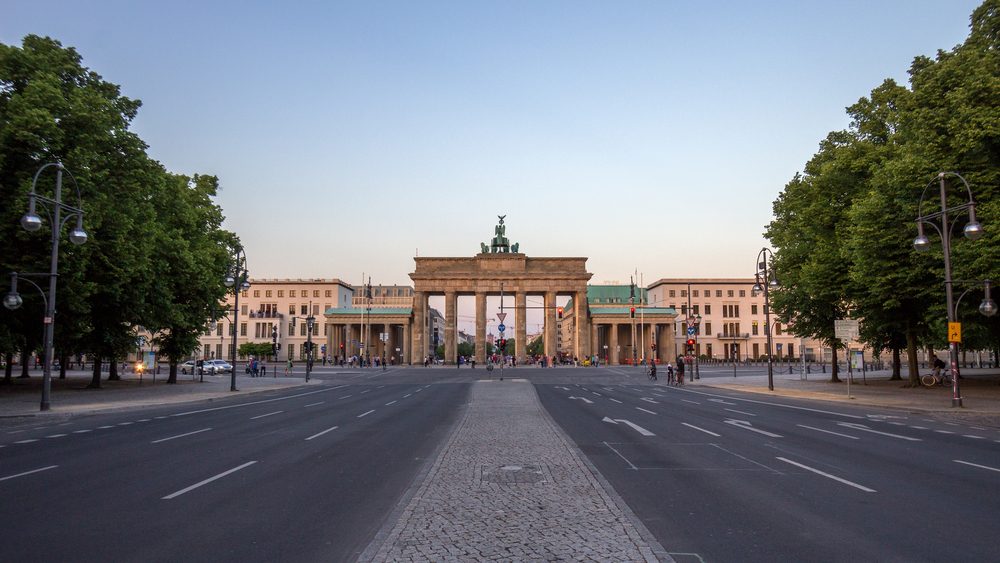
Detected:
[
  {"left": 768, "top": 1, "right": 1000, "bottom": 384},
  {"left": 0, "top": 35, "right": 236, "bottom": 387}
]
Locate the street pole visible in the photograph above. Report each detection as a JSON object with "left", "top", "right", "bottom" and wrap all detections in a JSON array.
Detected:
[
  {"left": 753, "top": 248, "right": 778, "bottom": 391},
  {"left": 306, "top": 308, "right": 314, "bottom": 382},
  {"left": 225, "top": 246, "right": 249, "bottom": 392}
]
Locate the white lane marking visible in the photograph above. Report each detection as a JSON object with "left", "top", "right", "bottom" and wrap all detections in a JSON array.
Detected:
[
  {"left": 162, "top": 461, "right": 257, "bottom": 500},
  {"left": 403, "top": 394, "right": 412, "bottom": 398},
  {"left": 954, "top": 459, "right": 1000, "bottom": 473},
  {"left": 604, "top": 441, "right": 639, "bottom": 470},
  {"left": 556, "top": 386, "right": 571, "bottom": 391},
  {"left": 682, "top": 423, "right": 721, "bottom": 437},
  {"left": 357, "top": 410, "right": 375, "bottom": 418},
  {"left": 98, "top": 426, "right": 114, "bottom": 429},
  {"left": 303, "top": 401, "right": 325, "bottom": 407},
  {"left": 609, "top": 398, "right": 623, "bottom": 404},
  {"left": 137, "top": 419, "right": 151, "bottom": 423},
  {"left": 636, "top": 407, "right": 657, "bottom": 415},
  {"left": 776, "top": 457, "right": 876, "bottom": 492},
  {"left": 414, "top": 389, "right": 422, "bottom": 393},
  {"left": 963, "top": 435, "right": 986, "bottom": 440},
  {"left": 46, "top": 434, "right": 67, "bottom": 439},
  {"left": 14, "top": 439, "right": 38, "bottom": 444},
  {"left": 377, "top": 385, "right": 385, "bottom": 389},
  {"left": 910, "top": 426, "right": 928, "bottom": 430},
  {"left": 602, "top": 417, "right": 655, "bottom": 436},
  {"left": 837, "top": 422, "right": 922, "bottom": 441},
  {"left": 0, "top": 465, "right": 58, "bottom": 482},
  {"left": 72, "top": 430, "right": 92, "bottom": 434},
  {"left": 682, "top": 399, "right": 700, "bottom": 405},
  {"left": 592, "top": 392, "right": 602, "bottom": 396},
  {"left": 305, "top": 426, "right": 339, "bottom": 441},
  {"left": 173, "top": 385, "right": 348, "bottom": 417},
  {"left": 569, "top": 396, "right": 594, "bottom": 404},
  {"left": 945, "top": 422, "right": 959, "bottom": 427},
  {"left": 339, "top": 395, "right": 353, "bottom": 399},
  {"left": 151, "top": 428, "right": 212, "bottom": 444},
  {"left": 155, "top": 416, "right": 168, "bottom": 420},
  {"left": 970, "top": 426, "right": 988, "bottom": 431},
  {"left": 360, "top": 389, "right": 371, "bottom": 394},
  {"left": 385, "top": 400, "right": 397, "bottom": 406},
  {"left": 673, "top": 387, "right": 866, "bottom": 419},
  {"left": 725, "top": 408, "right": 756, "bottom": 417},
  {"left": 118, "top": 422, "right": 133, "bottom": 426},
  {"left": 936, "top": 430, "right": 954, "bottom": 435},
  {"left": 724, "top": 419, "right": 783, "bottom": 438},
  {"left": 250, "top": 411, "right": 283, "bottom": 420},
  {"left": 709, "top": 398, "right": 738, "bottom": 406},
  {"left": 797, "top": 424, "right": 859, "bottom": 440},
  {"left": 641, "top": 398, "right": 659, "bottom": 404}
]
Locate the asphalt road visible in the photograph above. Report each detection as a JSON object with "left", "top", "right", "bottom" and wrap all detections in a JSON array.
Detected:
[
  {"left": 3, "top": 365, "right": 999, "bottom": 562},
  {"left": 0, "top": 378, "right": 465, "bottom": 562}
]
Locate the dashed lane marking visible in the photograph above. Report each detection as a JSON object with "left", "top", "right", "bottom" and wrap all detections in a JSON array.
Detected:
[
  {"left": 682, "top": 423, "right": 720, "bottom": 437},
  {"left": 636, "top": 407, "right": 657, "bottom": 415},
  {"left": 725, "top": 408, "right": 756, "bottom": 417},
  {"left": 386, "top": 400, "right": 397, "bottom": 406},
  {"left": 954, "top": 459, "right": 1000, "bottom": 473},
  {"left": 249, "top": 411, "right": 283, "bottom": 420},
  {"left": 357, "top": 410, "right": 375, "bottom": 418},
  {"left": 162, "top": 461, "right": 257, "bottom": 500},
  {"left": 777, "top": 457, "right": 876, "bottom": 493},
  {"left": 152, "top": 428, "right": 212, "bottom": 444},
  {"left": 797, "top": 424, "right": 859, "bottom": 440},
  {"left": 0, "top": 465, "right": 58, "bottom": 482},
  {"left": 305, "top": 426, "right": 339, "bottom": 441}
]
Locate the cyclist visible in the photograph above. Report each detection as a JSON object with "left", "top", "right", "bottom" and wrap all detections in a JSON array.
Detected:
[
  {"left": 648, "top": 361, "right": 657, "bottom": 381},
  {"left": 932, "top": 356, "right": 946, "bottom": 382},
  {"left": 666, "top": 362, "right": 674, "bottom": 385}
]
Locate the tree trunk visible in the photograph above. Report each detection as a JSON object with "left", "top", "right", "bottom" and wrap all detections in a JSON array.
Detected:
[
  {"left": 19, "top": 349, "right": 30, "bottom": 378},
  {"left": 906, "top": 329, "right": 920, "bottom": 387},
  {"left": 107, "top": 357, "right": 120, "bottom": 381},
  {"left": 3, "top": 351, "right": 12, "bottom": 384},
  {"left": 890, "top": 347, "right": 902, "bottom": 380},
  {"left": 830, "top": 344, "right": 841, "bottom": 382},
  {"left": 88, "top": 357, "right": 102, "bottom": 389},
  {"left": 59, "top": 352, "right": 68, "bottom": 379},
  {"left": 167, "top": 360, "right": 178, "bottom": 384}
]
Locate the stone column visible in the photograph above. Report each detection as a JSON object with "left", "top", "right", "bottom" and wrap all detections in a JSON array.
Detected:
[
  {"left": 411, "top": 292, "right": 425, "bottom": 364},
  {"left": 475, "top": 292, "right": 487, "bottom": 364},
  {"left": 544, "top": 291, "right": 557, "bottom": 360},
  {"left": 346, "top": 323, "right": 355, "bottom": 359},
  {"left": 445, "top": 291, "right": 457, "bottom": 365},
  {"left": 591, "top": 323, "right": 600, "bottom": 363},
  {"left": 402, "top": 322, "right": 410, "bottom": 365},
  {"left": 515, "top": 291, "right": 527, "bottom": 364},
  {"left": 610, "top": 323, "right": 619, "bottom": 365},
  {"left": 574, "top": 289, "right": 590, "bottom": 360}
]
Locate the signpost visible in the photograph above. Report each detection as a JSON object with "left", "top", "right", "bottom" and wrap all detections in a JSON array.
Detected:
[{"left": 835, "top": 319, "right": 861, "bottom": 399}]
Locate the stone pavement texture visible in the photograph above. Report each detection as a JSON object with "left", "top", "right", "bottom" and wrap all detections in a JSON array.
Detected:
[
  {"left": 364, "top": 379, "right": 667, "bottom": 563},
  {"left": 0, "top": 370, "right": 313, "bottom": 418}
]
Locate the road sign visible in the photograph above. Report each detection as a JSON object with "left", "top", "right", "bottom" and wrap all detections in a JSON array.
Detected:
[
  {"left": 686, "top": 327, "right": 695, "bottom": 336},
  {"left": 497, "top": 313, "right": 507, "bottom": 322},
  {"left": 834, "top": 319, "right": 860, "bottom": 341},
  {"left": 498, "top": 323, "right": 506, "bottom": 332},
  {"left": 948, "top": 322, "right": 962, "bottom": 343}
]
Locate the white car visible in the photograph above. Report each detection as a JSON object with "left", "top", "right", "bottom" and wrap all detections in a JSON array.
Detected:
[{"left": 205, "top": 359, "right": 232, "bottom": 374}]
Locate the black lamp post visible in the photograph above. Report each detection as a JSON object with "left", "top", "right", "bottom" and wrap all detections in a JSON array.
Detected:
[
  {"left": 223, "top": 246, "right": 250, "bottom": 392},
  {"left": 5, "top": 163, "right": 87, "bottom": 411},
  {"left": 305, "top": 313, "right": 314, "bottom": 382},
  {"left": 914, "top": 172, "right": 986, "bottom": 407},
  {"left": 752, "top": 247, "right": 779, "bottom": 391}
]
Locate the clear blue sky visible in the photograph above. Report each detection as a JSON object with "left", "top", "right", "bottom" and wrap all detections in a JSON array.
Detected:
[{"left": 3, "top": 0, "right": 983, "bottom": 288}]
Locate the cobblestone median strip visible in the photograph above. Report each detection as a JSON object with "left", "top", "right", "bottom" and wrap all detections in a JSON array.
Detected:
[{"left": 364, "top": 380, "right": 668, "bottom": 562}]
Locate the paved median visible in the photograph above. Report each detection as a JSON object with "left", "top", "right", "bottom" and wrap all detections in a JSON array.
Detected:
[{"left": 364, "top": 379, "right": 667, "bottom": 562}]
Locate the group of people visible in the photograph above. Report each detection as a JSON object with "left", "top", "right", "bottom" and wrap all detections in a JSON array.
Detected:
[{"left": 648, "top": 358, "right": 685, "bottom": 385}]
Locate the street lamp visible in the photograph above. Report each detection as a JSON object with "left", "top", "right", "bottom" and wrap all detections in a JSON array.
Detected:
[
  {"left": 752, "top": 247, "right": 778, "bottom": 391},
  {"left": 7, "top": 163, "right": 87, "bottom": 411},
  {"left": 692, "top": 312, "right": 702, "bottom": 380},
  {"left": 305, "top": 312, "right": 315, "bottom": 382},
  {"left": 914, "top": 172, "right": 985, "bottom": 407},
  {"left": 223, "top": 245, "right": 250, "bottom": 392}
]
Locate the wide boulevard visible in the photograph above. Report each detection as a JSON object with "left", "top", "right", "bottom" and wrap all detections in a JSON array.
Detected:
[{"left": 2, "top": 365, "right": 998, "bottom": 562}]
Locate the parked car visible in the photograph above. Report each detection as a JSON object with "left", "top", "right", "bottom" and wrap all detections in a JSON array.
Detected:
[
  {"left": 205, "top": 359, "right": 232, "bottom": 374},
  {"left": 180, "top": 360, "right": 199, "bottom": 374}
]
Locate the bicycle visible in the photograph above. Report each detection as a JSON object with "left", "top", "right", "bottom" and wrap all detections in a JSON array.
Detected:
[
  {"left": 921, "top": 369, "right": 953, "bottom": 388},
  {"left": 648, "top": 365, "right": 657, "bottom": 381}
]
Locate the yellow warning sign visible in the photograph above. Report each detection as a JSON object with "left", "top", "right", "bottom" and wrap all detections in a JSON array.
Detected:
[{"left": 948, "top": 322, "right": 962, "bottom": 343}]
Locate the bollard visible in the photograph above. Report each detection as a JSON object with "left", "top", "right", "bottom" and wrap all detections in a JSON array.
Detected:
[
  {"left": 806, "top": 364, "right": 811, "bottom": 374},
  {"left": 822, "top": 364, "right": 826, "bottom": 373}
]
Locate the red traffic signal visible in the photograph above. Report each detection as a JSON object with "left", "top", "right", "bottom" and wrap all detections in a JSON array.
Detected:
[
  {"left": 686, "top": 339, "right": 695, "bottom": 347},
  {"left": 557, "top": 306, "right": 563, "bottom": 320},
  {"left": 630, "top": 307, "right": 635, "bottom": 318}
]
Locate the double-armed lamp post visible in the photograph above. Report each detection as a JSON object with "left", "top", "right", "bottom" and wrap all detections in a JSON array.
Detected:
[
  {"left": 4, "top": 163, "right": 87, "bottom": 411},
  {"left": 913, "top": 172, "right": 991, "bottom": 407},
  {"left": 223, "top": 246, "right": 250, "bottom": 392},
  {"left": 752, "top": 247, "right": 779, "bottom": 391}
]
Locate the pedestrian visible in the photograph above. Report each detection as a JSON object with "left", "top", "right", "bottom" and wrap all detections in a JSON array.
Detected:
[
  {"left": 261, "top": 363, "right": 266, "bottom": 377},
  {"left": 286, "top": 359, "right": 292, "bottom": 376},
  {"left": 666, "top": 362, "right": 675, "bottom": 385},
  {"left": 676, "top": 357, "right": 685, "bottom": 385}
]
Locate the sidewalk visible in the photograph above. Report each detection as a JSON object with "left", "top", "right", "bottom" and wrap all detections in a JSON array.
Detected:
[
  {"left": 691, "top": 368, "right": 1000, "bottom": 422},
  {"left": 0, "top": 369, "right": 314, "bottom": 418}
]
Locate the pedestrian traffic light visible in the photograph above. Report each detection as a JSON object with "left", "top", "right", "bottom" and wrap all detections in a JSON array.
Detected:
[
  {"left": 498, "top": 338, "right": 506, "bottom": 352},
  {"left": 557, "top": 307, "right": 563, "bottom": 320},
  {"left": 630, "top": 307, "right": 635, "bottom": 318}
]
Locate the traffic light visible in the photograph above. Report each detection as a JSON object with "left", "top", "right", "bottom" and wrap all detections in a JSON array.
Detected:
[
  {"left": 498, "top": 338, "right": 507, "bottom": 352},
  {"left": 686, "top": 338, "right": 695, "bottom": 353},
  {"left": 557, "top": 307, "right": 563, "bottom": 320},
  {"left": 630, "top": 307, "right": 635, "bottom": 318}
]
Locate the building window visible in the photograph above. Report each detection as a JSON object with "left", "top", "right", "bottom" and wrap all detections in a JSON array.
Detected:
[
  {"left": 278, "top": 290, "right": 284, "bottom": 298},
  {"left": 265, "top": 290, "right": 272, "bottom": 298},
  {"left": 681, "top": 290, "right": 687, "bottom": 297},
  {"left": 693, "top": 290, "right": 699, "bottom": 297},
  {"left": 704, "top": 304, "right": 711, "bottom": 315},
  {"left": 300, "top": 304, "right": 307, "bottom": 315},
  {"left": 775, "top": 322, "right": 782, "bottom": 336},
  {"left": 693, "top": 305, "right": 699, "bottom": 315},
  {"left": 289, "top": 305, "right": 295, "bottom": 315},
  {"left": 716, "top": 290, "right": 722, "bottom": 297},
  {"left": 705, "top": 322, "right": 712, "bottom": 334},
  {"left": 314, "top": 290, "right": 319, "bottom": 298},
  {"left": 325, "top": 290, "right": 332, "bottom": 297},
  {"left": 728, "top": 290, "right": 734, "bottom": 297},
  {"left": 752, "top": 321, "right": 759, "bottom": 335},
  {"left": 734, "top": 305, "right": 739, "bottom": 316},
  {"left": 313, "top": 304, "right": 319, "bottom": 315},
  {"left": 216, "top": 324, "right": 223, "bottom": 337},
  {"left": 288, "top": 322, "right": 294, "bottom": 334},
  {"left": 739, "top": 290, "right": 746, "bottom": 297},
  {"left": 290, "top": 290, "right": 297, "bottom": 298},
  {"left": 323, "top": 324, "right": 328, "bottom": 336},
  {"left": 681, "top": 304, "right": 687, "bottom": 315},
  {"left": 669, "top": 290, "right": 676, "bottom": 297},
  {"left": 240, "top": 323, "right": 247, "bottom": 336},
  {"left": 253, "top": 290, "right": 260, "bottom": 298},
  {"left": 288, "top": 344, "right": 294, "bottom": 359},
  {"left": 241, "top": 305, "right": 248, "bottom": 315},
  {"left": 752, "top": 304, "right": 758, "bottom": 315},
  {"left": 240, "top": 290, "right": 248, "bottom": 298},
  {"left": 706, "top": 343, "right": 712, "bottom": 358},
  {"left": 300, "top": 323, "right": 306, "bottom": 337}
]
